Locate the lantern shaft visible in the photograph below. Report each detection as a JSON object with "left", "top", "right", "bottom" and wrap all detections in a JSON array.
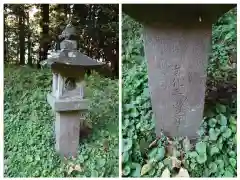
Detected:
[{"left": 144, "top": 25, "right": 211, "bottom": 138}]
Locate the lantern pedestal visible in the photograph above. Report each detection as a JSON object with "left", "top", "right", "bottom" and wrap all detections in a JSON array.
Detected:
[
  {"left": 48, "top": 94, "right": 89, "bottom": 157},
  {"left": 55, "top": 111, "right": 81, "bottom": 157},
  {"left": 47, "top": 94, "right": 88, "bottom": 111}
]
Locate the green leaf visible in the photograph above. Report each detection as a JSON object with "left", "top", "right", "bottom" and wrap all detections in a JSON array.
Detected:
[
  {"left": 215, "top": 159, "right": 224, "bottom": 169},
  {"left": 220, "top": 125, "right": 227, "bottom": 132},
  {"left": 222, "top": 128, "right": 232, "bottom": 138},
  {"left": 79, "top": 155, "right": 85, "bottom": 163},
  {"left": 123, "top": 165, "right": 131, "bottom": 176},
  {"left": 229, "top": 158, "right": 236, "bottom": 168},
  {"left": 26, "top": 155, "right": 33, "bottom": 162},
  {"left": 130, "top": 163, "right": 141, "bottom": 177},
  {"left": 210, "top": 146, "right": 219, "bottom": 156},
  {"left": 155, "top": 147, "right": 165, "bottom": 161},
  {"left": 122, "top": 152, "right": 129, "bottom": 163},
  {"left": 196, "top": 142, "right": 206, "bottom": 154},
  {"left": 209, "top": 162, "right": 218, "bottom": 173},
  {"left": 148, "top": 168, "right": 156, "bottom": 176},
  {"left": 208, "top": 118, "right": 217, "bottom": 128},
  {"left": 91, "top": 170, "right": 99, "bottom": 177},
  {"left": 148, "top": 148, "right": 158, "bottom": 159},
  {"left": 224, "top": 32, "right": 233, "bottom": 41},
  {"left": 97, "top": 158, "right": 106, "bottom": 168},
  {"left": 143, "top": 88, "right": 150, "bottom": 97},
  {"left": 209, "top": 128, "right": 219, "bottom": 141},
  {"left": 228, "top": 151, "right": 236, "bottom": 158},
  {"left": 163, "top": 157, "right": 171, "bottom": 167},
  {"left": 216, "top": 104, "right": 226, "bottom": 113},
  {"left": 123, "top": 138, "right": 132, "bottom": 152},
  {"left": 196, "top": 153, "right": 207, "bottom": 164},
  {"left": 224, "top": 170, "right": 234, "bottom": 177},
  {"left": 130, "top": 108, "right": 139, "bottom": 118},
  {"left": 218, "top": 114, "right": 227, "bottom": 126},
  {"left": 124, "top": 103, "right": 134, "bottom": 111},
  {"left": 35, "top": 154, "right": 40, "bottom": 161},
  {"left": 188, "top": 151, "right": 198, "bottom": 158},
  {"left": 229, "top": 116, "right": 236, "bottom": 125},
  {"left": 158, "top": 162, "right": 164, "bottom": 170}
]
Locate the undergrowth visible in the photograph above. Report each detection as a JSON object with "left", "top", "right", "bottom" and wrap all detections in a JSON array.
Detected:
[
  {"left": 122, "top": 8, "right": 236, "bottom": 178},
  {"left": 4, "top": 66, "right": 119, "bottom": 177}
]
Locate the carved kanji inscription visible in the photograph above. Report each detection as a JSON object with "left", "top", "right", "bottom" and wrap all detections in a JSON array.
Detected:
[{"left": 143, "top": 25, "right": 212, "bottom": 139}]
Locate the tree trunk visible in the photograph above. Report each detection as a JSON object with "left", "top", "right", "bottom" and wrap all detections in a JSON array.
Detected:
[
  {"left": 26, "top": 11, "right": 32, "bottom": 66},
  {"left": 4, "top": 11, "right": 8, "bottom": 63},
  {"left": 38, "top": 4, "right": 49, "bottom": 68},
  {"left": 19, "top": 5, "right": 25, "bottom": 65}
]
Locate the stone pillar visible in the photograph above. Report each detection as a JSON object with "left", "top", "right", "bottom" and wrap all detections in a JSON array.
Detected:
[
  {"left": 56, "top": 74, "right": 64, "bottom": 98},
  {"left": 52, "top": 73, "right": 58, "bottom": 95},
  {"left": 143, "top": 24, "right": 212, "bottom": 139},
  {"left": 55, "top": 111, "right": 81, "bottom": 157},
  {"left": 79, "top": 80, "right": 85, "bottom": 99}
]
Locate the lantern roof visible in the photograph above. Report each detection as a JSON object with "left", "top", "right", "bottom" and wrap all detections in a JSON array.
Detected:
[
  {"left": 44, "top": 23, "right": 104, "bottom": 69},
  {"left": 123, "top": 4, "right": 236, "bottom": 26},
  {"left": 46, "top": 49, "right": 103, "bottom": 67}
]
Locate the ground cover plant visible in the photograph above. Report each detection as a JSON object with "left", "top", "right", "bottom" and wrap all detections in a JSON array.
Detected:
[
  {"left": 4, "top": 66, "right": 119, "bottom": 177},
  {"left": 122, "top": 8, "right": 237, "bottom": 177}
]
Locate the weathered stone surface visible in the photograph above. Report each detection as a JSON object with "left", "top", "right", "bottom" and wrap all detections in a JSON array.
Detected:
[
  {"left": 143, "top": 25, "right": 212, "bottom": 139},
  {"left": 47, "top": 93, "right": 89, "bottom": 112},
  {"left": 123, "top": 4, "right": 236, "bottom": 139},
  {"left": 55, "top": 111, "right": 81, "bottom": 157}
]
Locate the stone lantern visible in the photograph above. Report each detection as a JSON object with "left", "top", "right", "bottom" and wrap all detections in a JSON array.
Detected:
[
  {"left": 45, "top": 23, "right": 103, "bottom": 157},
  {"left": 123, "top": 4, "right": 236, "bottom": 139}
]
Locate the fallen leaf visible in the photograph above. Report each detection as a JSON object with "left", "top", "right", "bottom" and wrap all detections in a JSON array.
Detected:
[
  {"left": 68, "top": 166, "right": 74, "bottom": 175},
  {"left": 149, "top": 137, "right": 160, "bottom": 148},
  {"left": 84, "top": 121, "right": 93, "bottom": 129},
  {"left": 166, "top": 142, "right": 177, "bottom": 157},
  {"left": 68, "top": 162, "right": 74, "bottom": 167},
  {"left": 161, "top": 167, "right": 170, "bottom": 177},
  {"left": 171, "top": 156, "right": 181, "bottom": 169},
  {"left": 103, "top": 139, "right": 109, "bottom": 152},
  {"left": 175, "top": 167, "right": 190, "bottom": 177},
  {"left": 183, "top": 137, "right": 192, "bottom": 152},
  {"left": 71, "top": 156, "right": 76, "bottom": 161},
  {"left": 141, "top": 163, "right": 152, "bottom": 176},
  {"left": 180, "top": 150, "right": 185, "bottom": 160},
  {"left": 74, "top": 164, "right": 83, "bottom": 172}
]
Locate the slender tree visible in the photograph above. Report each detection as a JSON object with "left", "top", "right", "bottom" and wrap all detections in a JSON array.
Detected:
[
  {"left": 18, "top": 5, "right": 25, "bottom": 65},
  {"left": 26, "top": 11, "right": 32, "bottom": 66},
  {"left": 38, "top": 4, "right": 49, "bottom": 68},
  {"left": 4, "top": 8, "right": 8, "bottom": 63}
]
